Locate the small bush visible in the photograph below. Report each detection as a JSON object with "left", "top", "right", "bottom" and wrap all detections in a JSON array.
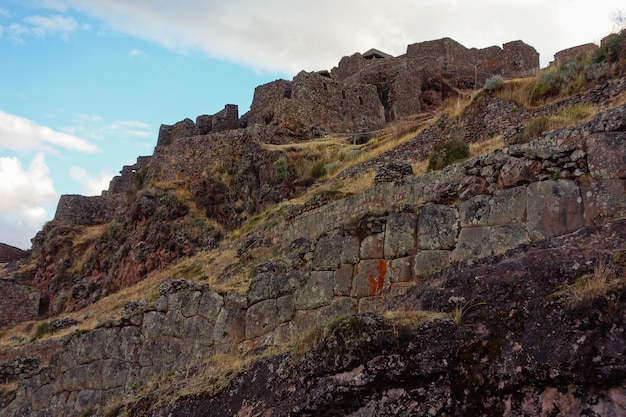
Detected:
[
  {"left": 31, "top": 321, "right": 53, "bottom": 341},
  {"left": 484, "top": 75, "right": 504, "bottom": 92},
  {"left": 310, "top": 160, "right": 326, "bottom": 178},
  {"left": 511, "top": 116, "right": 553, "bottom": 144},
  {"left": 427, "top": 139, "right": 470, "bottom": 171},
  {"left": 594, "top": 32, "right": 626, "bottom": 64},
  {"left": 273, "top": 156, "right": 288, "bottom": 181},
  {"left": 133, "top": 166, "right": 148, "bottom": 190}
]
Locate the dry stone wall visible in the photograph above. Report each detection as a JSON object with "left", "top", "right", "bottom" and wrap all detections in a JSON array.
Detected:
[
  {"left": 2, "top": 107, "right": 625, "bottom": 417},
  {"left": 53, "top": 195, "right": 123, "bottom": 227},
  {"left": 0, "top": 280, "right": 40, "bottom": 327},
  {"left": 247, "top": 71, "right": 385, "bottom": 133}
]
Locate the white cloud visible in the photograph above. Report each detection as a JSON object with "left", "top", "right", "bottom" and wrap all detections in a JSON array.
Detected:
[
  {"left": 23, "top": 14, "right": 78, "bottom": 38},
  {"left": 56, "top": 0, "right": 621, "bottom": 72},
  {"left": 0, "top": 110, "right": 99, "bottom": 154},
  {"left": 69, "top": 165, "right": 112, "bottom": 196},
  {"left": 129, "top": 48, "right": 148, "bottom": 59},
  {"left": 0, "top": 154, "right": 57, "bottom": 248},
  {"left": 62, "top": 115, "right": 152, "bottom": 141}
]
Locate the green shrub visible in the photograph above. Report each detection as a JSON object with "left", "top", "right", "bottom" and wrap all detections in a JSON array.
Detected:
[
  {"left": 594, "top": 32, "right": 626, "bottom": 64},
  {"left": 273, "top": 156, "right": 288, "bottom": 181},
  {"left": 484, "top": 75, "right": 504, "bottom": 92},
  {"left": 310, "top": 160, "right": 326, "bottom": 178},
  {"left": 31, "top": 322, "right": 53, "bottom": 341},
  {"left": 427, "top": 139, "right": 470, "bottom": 171},
  {"left": 133, "top": 166, "right": 148, "bottom": 190}
]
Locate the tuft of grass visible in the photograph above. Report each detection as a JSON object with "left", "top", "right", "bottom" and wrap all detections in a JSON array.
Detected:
[
  {"left": 447, "top": 296, "right": 486, "bottom": 328},
  {"left": 556, "top": 261, "right": 623, "bottom": 308},
  {"left": 30, "top": 321, "right": 53, "bottom": 342}
]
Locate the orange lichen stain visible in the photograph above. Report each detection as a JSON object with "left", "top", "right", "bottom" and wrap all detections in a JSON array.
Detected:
[{"left": 368, "top": 259, "right": 387, "bottom": 296}]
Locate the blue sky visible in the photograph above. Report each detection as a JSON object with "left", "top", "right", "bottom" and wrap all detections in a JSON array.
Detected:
[{"left": 0, "top": 0, "right": 623, "bottom": 249}]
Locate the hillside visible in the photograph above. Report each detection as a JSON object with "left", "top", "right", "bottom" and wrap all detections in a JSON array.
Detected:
[{"left": 1, "top": 34, "right": 626, "bottom": 416}]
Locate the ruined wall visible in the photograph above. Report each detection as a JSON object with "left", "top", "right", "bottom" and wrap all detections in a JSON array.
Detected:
[
  {"left": 53, "top": 195, "right": 122, "bottom": 227},
  {"left": 554, "top": 43, "right": 598, "bottom": 64},
  {"left": 0, "top": 280, "right": 40, "bottom": 327},
  {"left": 196, "top": 104, "right": 239, "bottom": 134},
  {"left": 107, "top": 156, "right": 151, "bottom": 195},
  {"left": 157, "top": 105, "right": 240, "bottom": 148},
  {"left": 247, "top": 72, "right": 386, "bottom": 133},
  {"left": 3, "top": 107, "right": 625, "bottom": 417},
  {"left": 0, "top": 244, "right": 26, "bottom": 263},
  {"left": 407, "top": 37, "right": 539, "bottom": 78}
]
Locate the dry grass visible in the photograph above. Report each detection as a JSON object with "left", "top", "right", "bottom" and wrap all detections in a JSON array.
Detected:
[
  {"left": 383, "top": 309, "right": 449, "bottom": 329},
  {"left": 491, "top": 78, "right": 536, "bottom": 108},
  {"left": 469, "top": 135, "right": 504, "bottom": 157},
  {"left": 557, "top": 261, "right": 624, "bottom": 308}
]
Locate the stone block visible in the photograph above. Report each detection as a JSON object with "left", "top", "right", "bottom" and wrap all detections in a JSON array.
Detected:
[
  {"left": 312, "top": 232, "right": 344, "bottom": 271},
  {"left": 451, "top": 227, "right": 493, "bottom": 262},
  {"left": 248, "top": 272, "right": 305, "bottom": 304},
  {"left": 459, "top": 194, "right": 490, "bottom": 227},
  {"left": 276, "top": 295, "right": 295, "bottom": 323},
  {"left": 162, "top": 310, "right": 186, "bottom": 338},
  {"left": 460, "top": 186, "right": 526, "bottom": 228},
  {"left": 246, "top": 299, "right": 279, "bottom": 339},
  {"left": 141, "top": 311, "right": 165, "bottom": 339},
  {"left": 387, "top": 256, "right": 413, "bottom": 283},
  {"left": 586, "top": 132, "right": 626, "bottom": 179},
  {"left": 213, "top": 307, "right": 246, "bottom": 345},
  {"left": 138, "top": 336, "right": 183, "bottom": 368},
  {"left": 351, "top": 259, "right": 390, "bottom": 298},
  {"left": 581, "top": 179, "right": 626, "bottom": 225},
  {"left": 414, "top": 250, "right": 451, "bottom": 277},
  {"left": 527, "top": 180, "right": 584, "bottom": 241},
  {"left": 417, "top": 203, "right": 459, "bottom": 250},
  {"left": 183, "top": 315, "right": 215, "bottom": 343},
  {"left": 334, "top": 264, "right": 354, "bottom": 296},
  {"left": 198, "top": 290, "right": 225, "bottom": 321},
  {"left": 341, "top": 235, "right": 361, "bottom": 264},
  {"left": 384, "top": 212, "right": 417, "bottom": 259},
  {"left": 360, "top": 233, "right": 385, "bottom": 259},
  {"left": 490, "top": 224, "right": 529, "bottom": 256},
  {"left": 294, "top": 271, "right": 334, "bottom": 310},
  {"left": 488, "top": 186, "right": 527, "bottom": 225}
]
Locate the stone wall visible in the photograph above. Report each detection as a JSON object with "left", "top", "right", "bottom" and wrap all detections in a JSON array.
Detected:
[
  {"left": 157, "top": 105, "right": 240, "bottom": 148},
  {"left": 0, "top": 244, "right": 27, "bottom": 263},
  {"left": 53, "top": 195, "right": 123, "bottom": 227},
  {"left": 246, "top": 71, "right": 386, "bottom": 133},
  {"left": 553, "top": 43, "right": 598, "bottom": 65},
  {"left": 3, "top": 108, "right": 625, "bottom": 417},
  {"left": 331, "top": 37, "right": 539, "bottom": 121},
  {"left": 107, "top": 156, "right": 151, "bottom": 195},
  {"left": 0, "top": 279, "right": 40, "bottom": 327},
  {"left": 406, "top": 37, "right": 539, "bottom": 78}
]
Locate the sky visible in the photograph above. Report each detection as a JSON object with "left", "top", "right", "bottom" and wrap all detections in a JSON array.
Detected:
[{"left": 0, "top": 0, "right": 624, "bottom": 249}]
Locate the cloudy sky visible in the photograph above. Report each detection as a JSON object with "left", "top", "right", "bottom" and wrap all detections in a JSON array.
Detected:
[{"left": 1, "top": 0, "right": 623, "bottom": 249}]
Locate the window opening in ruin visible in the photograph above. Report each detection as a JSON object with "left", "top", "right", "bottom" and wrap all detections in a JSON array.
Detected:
[
  {"left": 323, "top": 82, "right": 328, "bottom": 91},
  {"left": 359, "top": 96, "right": 364, "bottom": 105},
  {"left": 342, "top": 90, "right": 346, "bottom": 99}
]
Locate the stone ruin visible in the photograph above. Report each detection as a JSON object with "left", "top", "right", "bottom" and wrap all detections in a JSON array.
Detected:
[
  {"left": 157, "top": 104, "right": 240, "bottom": 147},
  {"left": 332, "top": 38, "right": 539, "bottom": 120}
]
